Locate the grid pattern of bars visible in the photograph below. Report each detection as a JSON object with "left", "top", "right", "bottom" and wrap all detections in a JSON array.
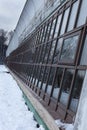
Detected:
[{"left": 6, "top": 0, "right": 87, "bottom": 123}]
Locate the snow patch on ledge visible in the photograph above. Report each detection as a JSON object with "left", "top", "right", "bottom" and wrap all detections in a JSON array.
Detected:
[{"left": 55, "top": 119, "right": 74, "bottom": 130}]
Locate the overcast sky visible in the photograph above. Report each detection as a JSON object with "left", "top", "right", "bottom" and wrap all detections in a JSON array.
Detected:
[{"left": 0, "top": 0, "right": 26, "bottom": 31}]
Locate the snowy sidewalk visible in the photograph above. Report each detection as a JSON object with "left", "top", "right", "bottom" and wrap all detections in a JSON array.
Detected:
[{"left": 0, "top": 65, "right": 44, "bottom": 130}]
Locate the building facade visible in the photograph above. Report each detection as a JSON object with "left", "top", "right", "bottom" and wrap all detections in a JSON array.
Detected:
[{"left": 6, "top": 0, "right": 87, "bottom": 129}]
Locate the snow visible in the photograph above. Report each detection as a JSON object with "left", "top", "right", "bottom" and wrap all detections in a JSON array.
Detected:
[
  {"left": 55, "top": 119, "right": 74, "bottom": 130},
  {"left": 0, "top": 65, "right": 44, "bottom": 130}
]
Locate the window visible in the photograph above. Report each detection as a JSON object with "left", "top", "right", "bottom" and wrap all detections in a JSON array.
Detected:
[
  {"left": 60, "top": 69, "right": 74, "bottom": 106},
  {"left": 69, "top": 70, "right": 85, "bottom": 112},
  {"left": 67, "top": 1, "right": 78, "bottom": 32},
  {"left": 45, "top": 22, "right": 52, "bottom": 42},
  {"left": 50, "top": 19, "right": 56, "bottom": 39},
  {"left": 80, "top": 33, "right": 87, "bottom": 65},
  {"left": 52, "top": 68, "right": 63, "bottom": 99},
  {"left": 53, "top": 38, "right": 63, "bottom": 64},
  {"left": 60, "top": 8, "right": 69, "bottom": 35},
  {"left": 54, "top": 14, "right": 62, "bottom": 38},
  {"left": 77, "top": 0, "right": 87, "bottom": 27},
  {"left": 59, "top": 35, "right": 79, "bottom": 63},
  {"left": 42, "top": 67, "right": 50, "bottom": 91},
  {"left": 48, "top": 40, "right": 56, "bottom": 63},
  {"left": 38, "top": 66, "right": 45, "bottom": 88},
  {"left": 44, "top": 43, "right": 51, "bottom": 63},
  {"left": 42, "top": 25, "right": 48, "bottom": 43},
  {"left": 46, "top": 67, "right": 56, "bottom": 95},
  {"left": 39, "top": 45, "right": 46, "bottom": 63}
]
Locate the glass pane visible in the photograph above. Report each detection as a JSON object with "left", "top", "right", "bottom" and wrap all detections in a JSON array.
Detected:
[
  {"left": 53, "top": 38, "right": 63, "bottom": 64},
  {"left": 50, "top": 19, "right": 56, "bottom": 39},
  {"left": 52, "top": 68, "right": 63, "bottom": 99},
  {"left": 60, "top": 8, "right": 69, "bottom": 35},
  {"left": 60, "top": 69, "right": 74, "bottom": 106},
  {"left": 42, "top": 25, "right": 47, "bottom": 43},
  {"left": 60, "top": 35, "right": 79, "bottom": 62},
  {"left": 54, "top": 14, "right": 62, "bottom": 38},
  {"left": 38, "top": 66, "right": 45, "bottom": 88},
  {"left": 40, "top": 27, "right": 44, "bottom": 43},
  {"left": 46, "top": 67, "right": 56, "bottom": 95},
  {"left": 34, "top": 66, "right": 41, "bottom": 86},
  {"left": 77, "top": 0, "right": 87, "bottom": 27},
  {"left": 45, "top": 22, "right": 51, "bottom": 42},
  {"left": 44, "top": 43, "right": 51, "bottom": 63},
  {"left": 48, "top": 40, "right": 56, "bottom": 63},
  {"left": 80, "top": 34, "right": 87, "bottom": 65},
  {"left": 40, "top": 45, "right": 46, "bottom": 63},
  {"left": 70, "top": 70, "right": 85, "bottom": 112},
  {"left": 67, "top": 1, "right": 78, "bottom": 32},
  {"left": 42, "top": 67, "right": 50, "bottom": 91}
]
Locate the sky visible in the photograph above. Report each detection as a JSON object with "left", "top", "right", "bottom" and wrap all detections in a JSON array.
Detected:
[{"left": 0, "top": 0, "right": 26, "bottom": 31}]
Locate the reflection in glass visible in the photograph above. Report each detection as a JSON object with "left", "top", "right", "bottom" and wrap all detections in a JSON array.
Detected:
[
  {"left": 44, "top": 43, "right": 50, "bottom": 63},
  {"left": 53, "top": 38, "right": 63, "bottom": 64},
  {"left": 45, "top": 22, "right": 51, "bottom": 41},
  {"left": 52, "top": 68, "right": 63, "bottom": 99},
  {"left": 77, "top": 0, "right": 87, "bottom": 27},
  {"left": 67, "top": 1, "right": 78, "bottom": 32},
  {"left": 35, "top": 66, "right": 41, "bottom": 86},
  {"left": 60, "top": 35, "right": 79, "bottom": 62},
  {"left": 42, "top": 67, "right": 50, "bottom": 91},
  {"left": 50, "top": 19, "right": 56, "bottom": 39},
  {"left": 54, "top": 14, "right": 62, "bottom": 38},
  {"left": 80, "top": 34, "right": 87, "bottom": 65},
  {"left": 60, "top": 8, "right": 69, "bottom": 35},
  {"left": 42, "top": 25, "right": 47, "bottom": 42},
  {"left": 46, "top": 67, "right": 56, "bottom": 95},
  {"left": 40, "top": 45, "right": 46, "bottom": 63},
  {"left": 70, "top": 71, "right": 85, "bottom": 112},
  {"left": 60, "top": 69, "right": 74, "bottom": 105},
  {"left": 38, "top": 66, "right": 45, "bottom": 88},
  {"left": 48, "top": 40, "right": 56, "bottom": 63}
]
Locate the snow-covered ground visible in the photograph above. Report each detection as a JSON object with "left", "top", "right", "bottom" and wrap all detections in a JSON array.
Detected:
[{"left": 0, "top": 65, "right": 44, "bottom": 130}]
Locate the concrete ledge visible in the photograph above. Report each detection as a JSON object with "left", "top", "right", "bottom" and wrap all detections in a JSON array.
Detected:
[{"left": 8, "top": 69, "right": 60, "bottom": 130}]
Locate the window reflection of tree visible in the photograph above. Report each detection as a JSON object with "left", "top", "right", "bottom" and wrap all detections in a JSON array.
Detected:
[
  {"left": 53, "top": 38, "right": 63, "bottom": 64},
  {"left": 60, "top": 69, "right": 74, "bottom": 105},
  {"left": 52, "top": 68, "right": 63, "bottom": 99}
]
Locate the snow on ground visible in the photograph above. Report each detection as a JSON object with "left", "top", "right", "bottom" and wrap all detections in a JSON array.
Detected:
[
  {"left": 0, "top": 65, "right": 44, "bottom": 130},
  {"left": 55, "top": 119, "right": 74, "bottom": 130}
]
